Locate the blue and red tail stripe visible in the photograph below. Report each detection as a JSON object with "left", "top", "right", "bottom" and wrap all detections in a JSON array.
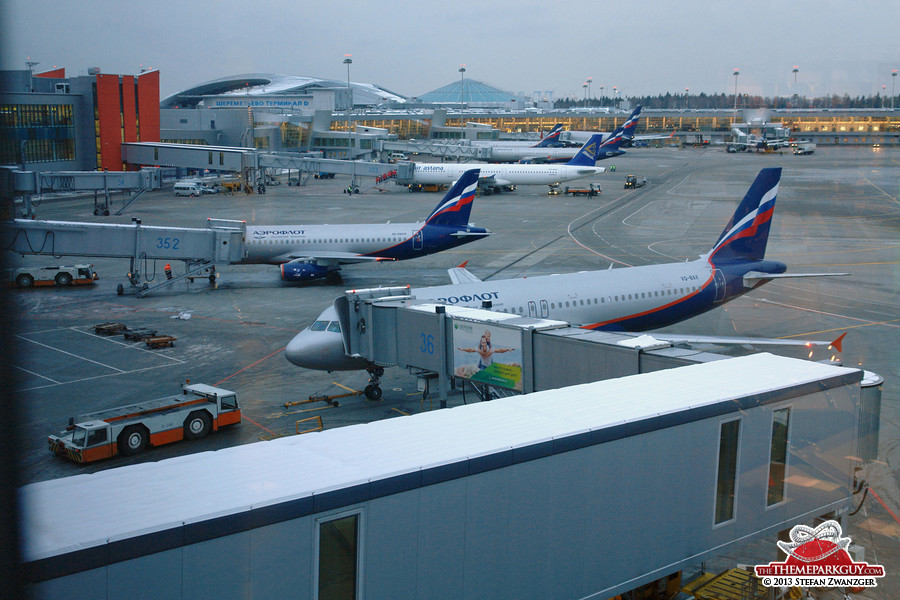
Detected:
[
  {"left": 708, "top": 167, "right": 780, "bottom": 264},
  {"left": 425, "top": 169, "right": 479, "bottom": 227}
]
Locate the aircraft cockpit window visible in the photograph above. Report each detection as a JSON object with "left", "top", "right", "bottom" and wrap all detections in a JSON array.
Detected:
[
  {"left": 309, "top": 321, "right": 329, "bottom": 331},
  {"left": 327, "top": 321, "right": 342, "bottom": 333}
]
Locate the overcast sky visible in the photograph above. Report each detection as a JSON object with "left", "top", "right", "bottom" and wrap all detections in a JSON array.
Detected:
[{"left": 3, "top": 0, "right": 898, "bottom": 101}]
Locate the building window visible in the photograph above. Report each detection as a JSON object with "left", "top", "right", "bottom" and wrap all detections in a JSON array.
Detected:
[
  {"left": 316, "top": 511, "right": 361, "bottom": 600},
  {"left": 715, "top": 419, "right": 740, "bottom": 525},
  {"left": 767, "top": 408, "right": 791, "bottom": 506}
]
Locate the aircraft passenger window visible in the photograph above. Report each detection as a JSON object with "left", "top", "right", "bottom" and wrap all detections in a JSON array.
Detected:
[
  {"left": 309, "top": 321, "right": 329, "bottom": 332},
  {"left": 580, "top": 300, "right": 584, "bottom": 306},
  {"left": 551, "top": 303, "right": 555, "bottom": 309},
  {"left": 600, "top": 297, "right": 605, "bottom": 303},
  {"left": 565, "top": 301, "right": 570, "bottom": 307},
  {"left": 326, "top": 322, "right": 342, "bottom": 333},
  {"left": 586, "top": 298, "right": 590, "bottom": 305}
]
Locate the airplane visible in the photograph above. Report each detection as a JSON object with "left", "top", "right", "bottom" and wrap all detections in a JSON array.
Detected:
[
  {"left": 471, "top": 123, "right": 565, "bottom": 150},
  {"left": 242, "top": 169, "right": 490, "bottom": 284},
  {"left": 396, "top": 127, "right": 626, "bottom": 195},
  {"left": 484, "top": 110, "right": 642, "bottom": 163},
  {"left": 559, "top": 106, "right": 674, "bottom": 148},
  {"left": 285, "top": 167, "right": 848, "bottom": 397}
]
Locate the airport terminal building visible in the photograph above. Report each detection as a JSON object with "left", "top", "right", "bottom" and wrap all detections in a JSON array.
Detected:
[{"left": 2, "top": 67, "right": 899, "bottom": 170}]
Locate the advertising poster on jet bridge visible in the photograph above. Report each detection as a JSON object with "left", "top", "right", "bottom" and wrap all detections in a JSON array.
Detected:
[{"left": 451, "top": 320, "right": 523, "bottom": 391}]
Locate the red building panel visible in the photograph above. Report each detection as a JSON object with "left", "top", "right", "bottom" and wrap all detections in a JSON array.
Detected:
[
  {"left": 136, "top": 70, "right": 160, "bottom": 142},
  {"left": 95, "top": 73, "right": 123, "bottom": 170},
  {"left": 122, "top": 75, "right": 137, "bottom": 145},
  {"left": 36, "top": 68, "right": 66, "bottom": 78}
]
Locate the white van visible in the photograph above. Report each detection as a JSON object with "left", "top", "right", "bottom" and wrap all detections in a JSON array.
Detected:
[
  {"left": 388, "top": 152, "right": 408, "bottom": 161},
  {"left": 174, "top": 182, "right": 204, "bottom": 197}
]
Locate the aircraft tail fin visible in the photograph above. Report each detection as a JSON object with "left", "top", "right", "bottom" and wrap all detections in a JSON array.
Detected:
[
  {"left": 566, "top": 134, "right": 605, "bottom": 166},
  {"left": 707, "top": 167, "right": 781, "bottom": 264},
  {"left": 533, "top": 124, "right": 563, "bottom": 148},
  {"left": 620, "top": 105, "right": 642, "bottom": 139},
  {"left": 425, "top": 168, "right": 479, "bottom": 227},
  {"left": 594, "top": 105, "right": 642, "bottom": 156}
]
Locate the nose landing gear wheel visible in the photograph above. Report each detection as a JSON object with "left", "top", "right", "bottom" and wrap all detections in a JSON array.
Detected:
[{"left": 364, "top": 367, "right": 385, "bottom": 401}]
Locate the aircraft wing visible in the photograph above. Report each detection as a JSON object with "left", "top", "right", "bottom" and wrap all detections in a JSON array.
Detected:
[
  {"left": 743, "top": 271, "right": 850, "bottom": 286},
  {"left": 285, "top": 252, "right": 396, "bottom": 265},
  {"left": 477, "top": 175, "right": 513, "bottom": 187},
  {"left": 631, "top": 131, "right": 677, "bottom": 141},
  {"left": 647, "top": 332, "right": 846, "bottom": 352},
  {"left": 447, "top": 265, "right": 483, "bottom": 285}
]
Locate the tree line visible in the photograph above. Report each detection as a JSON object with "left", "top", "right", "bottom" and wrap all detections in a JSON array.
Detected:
[{"left": 554, "top": 92, "right": 898, "bottom": 110}]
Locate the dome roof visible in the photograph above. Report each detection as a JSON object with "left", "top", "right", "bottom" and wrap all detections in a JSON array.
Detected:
[
  {"left": 161, "top": 73, "right": 406, "bottom": 108},
  {"left": 416, "top": 79, "right": 516, "bottom": 105}
]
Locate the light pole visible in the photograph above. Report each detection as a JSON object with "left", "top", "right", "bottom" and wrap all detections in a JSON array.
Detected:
[
  {"left": 685, "top": 87, "right": 689, "bottom": 110},
  {"left": 733, "top": 69, "right": 740, "bottom": 122},
  {"left": 343, "top": 54, "right": 352, "bottom": 158},
  {"left": 582, "top": 83, "right": 588, "bottom": 107},
  {"left": 458, "top": 64, "right": 466, "bottom": 106},
  {"left": 792, "top": 66, "right": 799, "bottom": 108},
  {"left": 587, "top": 77, "right": 592, "bottom": 105},
  {"left": 599, "top": 85, "right": 604, "bottom": 108},
  {"left": 343, "top": 55, "right": 353, "bottom": 110},
  {"left": 892, "top": 70, "right": 897, "bottom": 110},
  {"left": 26, "top": 58, "right": 39, "bottom": 93},
  {"left": 613, "top": 86, "right": 618, "bottom": 109},
  {"left": 882, "top": 85, "right": 887, "bottom": 109}
]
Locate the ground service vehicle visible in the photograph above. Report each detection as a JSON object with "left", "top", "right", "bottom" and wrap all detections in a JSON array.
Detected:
[
  {"left": 624, "top": 175, "right": 647, "bottom": 189},
  {"left": 48, "top": 383, "right": 242, "bottom": 463},
  {"left": 10, "top": 264, "right": 97, "bottom": 288},
  {"left": 174, "top": 182, "right": 204, "bottom": 197},
  {"left": 563, "top": 184, "right": 601, "bottom": 197},
  {"left": 793, "top": 142, "right": 816, "bottom": 155}
]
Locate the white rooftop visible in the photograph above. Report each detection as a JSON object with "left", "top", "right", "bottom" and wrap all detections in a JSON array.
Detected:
[{"left": 20, "top": 353, "right": 859, "bottom": 561}]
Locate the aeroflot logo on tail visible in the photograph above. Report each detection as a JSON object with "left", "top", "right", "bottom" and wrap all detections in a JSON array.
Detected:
[{"left": 252, "top": 229, "right": 305, "bottom": 238}]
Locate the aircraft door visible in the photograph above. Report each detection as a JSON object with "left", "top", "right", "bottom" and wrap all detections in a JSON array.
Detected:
[
  {"left": 413, "top": 230, "right": 424, "bottom": 251},
  {"left": 713, "top": 269, "right": 727, "bottom": 303},
  {"left": 540, "top": 300, "right": 549, "bottom": 318},
  {"left": 527, "top": 301, "right": 537, "bottom": 317}
]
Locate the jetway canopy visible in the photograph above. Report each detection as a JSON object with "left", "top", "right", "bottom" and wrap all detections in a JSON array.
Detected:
[
  {"left": 122, "top": 142, "right": 409, "bottom": 180},
  {"left": 0, "top": 167, "right": 161, "bottom": 196},
  {"left": 2, "top": 218, "right": 243, "bottom": 264}
]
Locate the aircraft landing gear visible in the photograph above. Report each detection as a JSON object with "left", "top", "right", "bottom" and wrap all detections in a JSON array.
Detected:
[{"left": 364, "top": 367, "right": 384, "bottom": 401}]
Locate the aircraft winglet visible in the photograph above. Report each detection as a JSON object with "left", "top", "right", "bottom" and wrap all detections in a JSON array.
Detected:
[{"left": 829, "top": 332, "right": 846, "bottom": 353}]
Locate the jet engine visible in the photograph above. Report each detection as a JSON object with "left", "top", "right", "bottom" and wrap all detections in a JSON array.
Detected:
[{"left": 280, "top": 262, "right": 331, "bottom": 281}]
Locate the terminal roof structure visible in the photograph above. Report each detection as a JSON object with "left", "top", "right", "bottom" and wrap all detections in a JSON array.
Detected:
[{"left": 160, "top": 73, "right": 406, "bottom": 108}]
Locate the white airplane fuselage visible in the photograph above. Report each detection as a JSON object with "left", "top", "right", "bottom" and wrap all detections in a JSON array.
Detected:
[
  {"left": 408, "top": 162, "right": 603, "bottom": 186},
  {"left": 243, "top": 223, "right": 426, "bottom": 264},
  {"left": 283, "top": 255, "right": 782, "bottom": 372}
]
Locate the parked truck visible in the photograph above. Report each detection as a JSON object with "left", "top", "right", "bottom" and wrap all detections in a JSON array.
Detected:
[
  {"left": 563, "top": 184, "right": 601, "bottom": 197},
  {"left": 48, "top": 383, "right": 242, "bottom": 463},
  {"left": 793, "top": 142, "right": 816, "bottom": 155},
  {"left": 8, "top": 264, "right": 97, "bottom": 288}
]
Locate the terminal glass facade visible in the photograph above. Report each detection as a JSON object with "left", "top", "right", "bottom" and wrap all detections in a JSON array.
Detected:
[{"left": 0, "top": 104, "right": 76, "bottom": 165}]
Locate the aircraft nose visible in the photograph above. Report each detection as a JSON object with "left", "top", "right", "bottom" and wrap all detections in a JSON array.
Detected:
[{"left": 284, "top": 329, "right": 323, "bottom": 369}]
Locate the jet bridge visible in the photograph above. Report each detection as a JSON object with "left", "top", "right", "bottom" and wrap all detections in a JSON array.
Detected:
[
  {"left": 0, "top": 167, "right": 162, "bottom": 218},
  {"left": 333, "top": 287, "right": 882, "bottom": 459},
  {"left": 121, "top": 143, "right": 409, "bottom": 189},
  {"left": 334, "top": 287, "right": 727, "bottom": 406},
  {"left": 2, "top": 218, "right": 244, "bottom": 296},
  {"left": 376, "top": 139, "right": 493, "bottom": 160}
]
